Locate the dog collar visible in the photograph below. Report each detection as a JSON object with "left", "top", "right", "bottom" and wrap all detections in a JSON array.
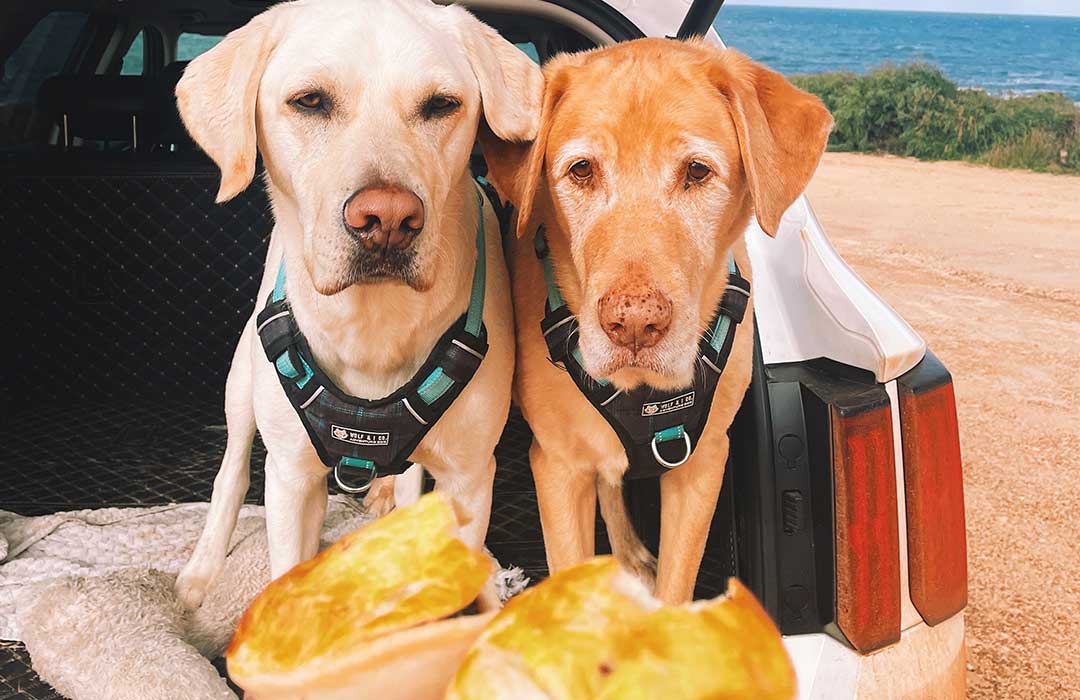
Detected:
[
  {"left": 534, "top": 226, "right": 750, "bottom": 480},
  {"left": 255, "top": 186, "right": 490, "bottom": 494}
]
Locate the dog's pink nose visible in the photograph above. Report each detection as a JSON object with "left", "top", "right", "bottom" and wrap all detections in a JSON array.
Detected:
[
  {"left": 343, "top": 187, "right": 425, "bottom": 252},
  {"left": 598, "top": 282, "right": 673, "bottom": 352}
]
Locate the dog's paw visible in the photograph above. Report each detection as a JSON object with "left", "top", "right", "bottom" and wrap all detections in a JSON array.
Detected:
[
  {"left": 475, "top": 578, "right": 503, "bottom": 613},
  {"left": 174, "top": 560, "right": 220, "bottom": 609},
  {"left": 618, "top": 542, "right": 658, "bottom": 594},
  {"left": 362, "top": 476, "right": 396, "bottom": 517}
]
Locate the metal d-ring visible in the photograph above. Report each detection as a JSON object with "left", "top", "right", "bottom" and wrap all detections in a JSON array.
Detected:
[
  {"left": 334, "top": 459, "right": 377, "bottom": 494},
  {"left": 651, "top": 432, "right": 693, "bottom": 469}
]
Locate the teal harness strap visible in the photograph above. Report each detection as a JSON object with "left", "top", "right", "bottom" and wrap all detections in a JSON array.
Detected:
[
  {"left": 705, "top": 256, "right": 739, "bottom": 354},
  {"left": 654, "top": 425, "right": 685, "bottom": 443},
  {"left": 420, "top": 186, "right": 487, "bottom": 404},
  {"left": 534, "top": 227, "right": 567, "bottom": 311},
  {"left": 272, "top": 258, "right": 287, "bottom": 303},
  {"left": 417, "top": 366, "right": 455, "bottom": 405},
  {"left": 274, "top": 350, "right": 314, "bottom": 388},
  {"left": 464, "top": 187, "right": 487, "bottom": 337},
  {"left": 536, "top": 229, "right": 605, "bottom": 388},
  {"left": 266, "top": 262, "right": 312, "bottom": 387}
]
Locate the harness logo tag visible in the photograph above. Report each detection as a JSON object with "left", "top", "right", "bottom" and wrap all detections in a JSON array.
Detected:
[
  {"left": 642, "top": 391, "right": 695, "bottom": 417},
  {"left": 331, "top": 425, "right": 390, "bottom": 447}
]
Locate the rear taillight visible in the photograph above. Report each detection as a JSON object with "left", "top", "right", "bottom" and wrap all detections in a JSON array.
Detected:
[
  {"left": 898, "top": 374, "right": 967, "bottom": 626},
  {"left": 757, "top": 353, "right": 964, "bottom": 652},
  {"left": 831, "top": 403, "right": 902, "bottom": 653}
]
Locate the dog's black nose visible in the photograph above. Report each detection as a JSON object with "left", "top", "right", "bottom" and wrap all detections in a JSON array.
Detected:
[{"left": 343, "top": 187, "right": 424, "bottom": 252}]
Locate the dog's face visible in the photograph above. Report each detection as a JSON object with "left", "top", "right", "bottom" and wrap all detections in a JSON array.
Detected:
[
  {"left": 177, "top": 0, "right": 541, "bottom": 295},
  {"left": 483, "top": 39, "right": 832, "bottom": 390}
]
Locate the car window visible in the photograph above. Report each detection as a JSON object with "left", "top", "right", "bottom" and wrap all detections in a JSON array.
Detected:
[
  {"left": 0, "top": 11, "right": 89, "bottom": 107},
  {"left": 516, "top": 42, "right": 540, "bottom": 64},
  {"left": 177, "top": 33, "right": 225, "bottom": 62},
  {"left": 120, "top": 31, "right": 145, "bottom": 75}
]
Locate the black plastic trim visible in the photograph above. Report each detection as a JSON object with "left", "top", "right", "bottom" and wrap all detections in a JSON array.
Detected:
[
  {"left": 896, "top": 349, "right": 952, "bottom": 396},
  {"left": 676, "top": 0, "right": 726, "bottom": 38},
  {"left": 766, "top": 379, "right": 823, "bottom": 632},
  {"left": 769, "top": 358, "right": 887, "bottom": 417},
  {"left": 731, "top": 324, "right": 780, "bottom": 612},
  {"left": 0, "top": 150, "right": 219, "bottom": 176},
  {"left": 537, "top": 0, "right": 645, "bottom": 41},
  {"left": 737, "top": 356, "right": 893, "bottom": 634}
]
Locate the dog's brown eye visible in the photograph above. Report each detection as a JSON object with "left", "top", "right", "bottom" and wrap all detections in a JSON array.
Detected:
[
  {"left": 569, "top": 159, "right": 593, "bottom": 182},
  {"left": 422, "top": 94, "right": 461, "bottom": 119},
  {"left": 687, "top": 160, "right": 712, "bottom": 183},
  {"left": 293, "top": 92, "right": 325, "bottom": 111}
]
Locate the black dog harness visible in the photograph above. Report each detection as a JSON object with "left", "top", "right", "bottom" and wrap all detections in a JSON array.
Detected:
[
  {"left": 256, "top": 189, "right": 489, "bottom": 494},
  {"left": 535, "top": 228, "right": 750, "bottom": 480}
]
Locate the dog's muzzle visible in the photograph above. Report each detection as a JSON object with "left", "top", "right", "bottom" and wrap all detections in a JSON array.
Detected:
[{"left": 343, "top": 186, "right": 425, "bottom": 254}]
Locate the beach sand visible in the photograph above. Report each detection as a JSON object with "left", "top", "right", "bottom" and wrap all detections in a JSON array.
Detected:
[{"left": 807, "top": 153, "right": 1080, "bottom": 700}]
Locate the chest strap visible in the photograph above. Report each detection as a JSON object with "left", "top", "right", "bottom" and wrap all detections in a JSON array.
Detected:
[
  {"left": 256, "top": 188, "right": 489, "bottom": 494},
  {"left": 536, "top": 227, "right": 750, "bottom": 480}
]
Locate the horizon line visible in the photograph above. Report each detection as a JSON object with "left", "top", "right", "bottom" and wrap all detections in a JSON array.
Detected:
[{"left": 722, "top": 3, "right": 1080, "bottom": 20}]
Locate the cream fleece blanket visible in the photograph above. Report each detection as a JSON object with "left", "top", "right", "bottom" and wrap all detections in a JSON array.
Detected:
[{"left": 0, "top": 498, "right": 526, "bottom": 700}]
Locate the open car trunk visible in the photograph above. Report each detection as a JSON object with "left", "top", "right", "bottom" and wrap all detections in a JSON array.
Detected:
[
  {"left": 0, "top": 4, "right": 747, "bottom": 696},
  {"left": 0, "top": 147, "right": 741, "bottom": 593}
]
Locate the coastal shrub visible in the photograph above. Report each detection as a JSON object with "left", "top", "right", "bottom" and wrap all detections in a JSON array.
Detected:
[
  {"left": 993, "top": 92, "right": 1077, "bottom": 142},
  {"left": 980, "top": 130, "right": 1080, "bottom": 174},
  {"left": 791, "top": 63, "right": 1080, "bottom": 174}
]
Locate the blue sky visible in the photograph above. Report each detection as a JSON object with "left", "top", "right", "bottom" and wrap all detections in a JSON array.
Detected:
[{"left": 725, "top": 0, "right": 1080, "bottom": 17}]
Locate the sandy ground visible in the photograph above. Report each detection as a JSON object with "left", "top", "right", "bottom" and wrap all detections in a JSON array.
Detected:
[{"left": 806, "top": 154, "right": 1080, "bottom": 700}]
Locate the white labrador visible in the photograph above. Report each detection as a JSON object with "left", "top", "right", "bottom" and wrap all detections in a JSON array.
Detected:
[{"left": 172, "top": 0, "right": 541, "bottom": 611}]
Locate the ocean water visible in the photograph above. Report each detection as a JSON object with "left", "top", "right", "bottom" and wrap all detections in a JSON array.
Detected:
[{"left": 713, "top": 5, "right": 1080, "bottom": 101}]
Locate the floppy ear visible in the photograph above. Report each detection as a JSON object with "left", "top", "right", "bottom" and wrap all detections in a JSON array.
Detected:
[
  {"left": 478, "top": 54, "right": 580, "bottom": 237},
  {"left": 175, "top": 9, "right": 285, "bottom": 203},
  {"left": 455, "top": 9, "right": 544, "bottom": 143},
  {"left": 477, "top": 123, "right": 531, "bottom": 222},
  {"left": 711, "top": 49, "right": 833, "bottom": 236}
]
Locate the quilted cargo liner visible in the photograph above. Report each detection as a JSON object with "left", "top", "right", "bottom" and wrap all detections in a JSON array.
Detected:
[{"left": 0, "top": 160, "right": 735, "bottom": 699}]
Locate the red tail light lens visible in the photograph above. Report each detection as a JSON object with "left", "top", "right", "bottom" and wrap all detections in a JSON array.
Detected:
[
  {"left": 899, "top": 379, "right": 968, "bottom": 626},
  {"left": 832, "top": 404, "right": 902, "bottom": 653}
]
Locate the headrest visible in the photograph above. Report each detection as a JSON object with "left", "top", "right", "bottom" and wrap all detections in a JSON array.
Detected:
[
  {"left": 159, "top": 61, "right": 190, "bottom": 88},
  {"left": 147, "top": 62, "right": 193, "bottom": 148},
  {"left": 37, "top": 75, "right": 149, "bottom": 144}
]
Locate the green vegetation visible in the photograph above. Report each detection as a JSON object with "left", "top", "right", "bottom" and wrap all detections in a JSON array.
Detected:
[{"left": 791, "top": 63, "right": 1080, "bottom": 174}]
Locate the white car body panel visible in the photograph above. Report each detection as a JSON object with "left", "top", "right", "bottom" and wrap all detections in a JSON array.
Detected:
[
  {"left": 784, "top": 632, "right": 860, "bottom": 700},
  {"left": 603, "top": 0, "right": 694, "bottom": 37},
  {"left": 458, "top": 0, "right": 616, "bottom": 41},
  {"left": 785, "top": 614, "right": 965, "bottom": 700},
  {"left": 747, "top": 203, "right": 926, "bottom": 383}
]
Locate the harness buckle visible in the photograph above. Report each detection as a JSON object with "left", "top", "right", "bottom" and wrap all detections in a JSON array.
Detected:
[
  {"left": 334, "top": 457, "right": 378, "bottom": 495},
  {"left": 650, "top": 431, "right": 693, "bottom": 469}
]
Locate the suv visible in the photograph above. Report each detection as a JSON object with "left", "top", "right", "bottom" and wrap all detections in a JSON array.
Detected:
[{"left": 0, "top": 1, "right": 967, "bottom": 698}]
